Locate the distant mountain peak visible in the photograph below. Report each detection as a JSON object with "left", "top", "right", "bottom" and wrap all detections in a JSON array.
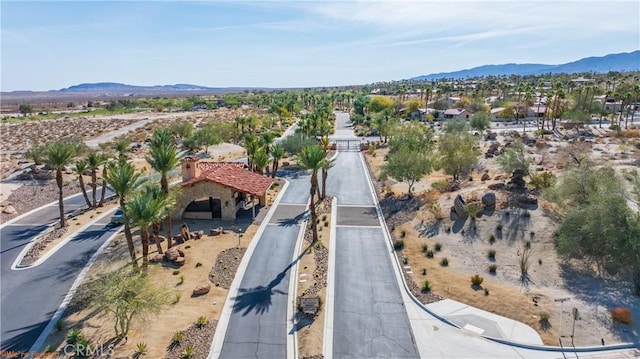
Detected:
[{"left": 410, "top": 50, "right": 640, "bottom": 81}]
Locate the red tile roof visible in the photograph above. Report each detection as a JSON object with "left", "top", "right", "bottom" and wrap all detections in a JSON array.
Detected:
[{"left": 182, "top": 162, "right": 273, "bottom": 196}]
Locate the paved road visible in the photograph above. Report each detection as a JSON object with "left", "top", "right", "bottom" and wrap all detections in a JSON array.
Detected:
[
  {"left": 0, "top": 187, "right": 116, "bottom": 351},
  {"left": 0, "top": 215, "right": 117, "bottom": 351},
  {"left": 327, "top": 150, "right": 419, "bottom": 358},
  {"left": 219, "top": 170, "right": 310, "bottom": 358}
]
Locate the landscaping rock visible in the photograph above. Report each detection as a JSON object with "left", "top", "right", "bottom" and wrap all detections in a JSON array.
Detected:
[
  {"left": 175, "top": 256, "right": 186, "bottom": 266},
  {"left": 192, "top": 282, "right": 211, "bottom": 296},
  {"left": 210, "top": 227, "right": 223, "bottom": 236},
  {"left": 2, "top": 205, "right": 17, "bottom": 215},
  {"left": 517, "top": 193, "right": 538, "bottom": 205},
  {"left": 488, "top": 182, "right": 505, "bottom": 191},
  {"left": 482, "top": 193, "right": 496, "bottom": 207},
  {"left": 164, "top": 248, "right": 180, "bottom": 262},
  {"left": 453, "top": 194, "right": 467, "bottom": 218},
  {"left": 193, "top": 230, "right": 204, "bottom": 239},
  {"left": 180, "top": 223, "right": 190, "bottom": 242},
  {"left": 481, "top": 173, "right": 490, "bottom": 181},
  {"left": 150, "top": 254, "right": 163, "bottom": 263}
]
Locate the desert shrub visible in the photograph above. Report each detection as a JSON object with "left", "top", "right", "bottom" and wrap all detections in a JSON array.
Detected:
[
  {"left": 471, "top": 274, "right": 484, "bottom": 286},
  {"left": 421, "top": 280, "right": 432, "bottom": 293},
  {"left": 465, "top": 202, "right": 483, "bottom": 219},
  {"left": 400, "top": 230, "right": 407, "bottom": 238},
  {"left": 172, "top": 293, "right": 181, "bottom": 304},
  {"left": 429, "top": 204, "right": 445, "bottom": 220},
  {"left": 44, "top": 344, "right": 56, "bottom": 353},
  {"left": 173, "top": 331, "right": 185, "bottom": 345},
  {"left": 195, "top": 262, "right": 203, "bottom": 268},
  {"left": 440, "top": 257, "right": 449, "bottom": 266},
  {"left": 393, "top": 240, "right": 404, "bottom": 250},
  {"left": 421, "top": 268, "right": 427, "bottom": 275},
  {"left": 496, "top": 223, "right": 503, "bottom": 231},
  {"left": 432, "top": 179, "right": 448, "bottom": 193},
  {"left": 489, "top": 234, "right": 496, "bottom": 244},
  {"left": 426, "top": 250, "right": 434, "bottom": 258},
  {"left": 322, "top": 214, "right": 327, "bottom": 221},
  {"left": 435, "top": 243, "right": 442, "bottom": 251},
  {"left": 403, "top": 256, "right": 408, "bottom": 265},
  {"left": 181, "top": 345, "right": 196, "bottom": 359},
  {"left": 488, "top": 264, "right": 497, "bottom": 274},
  {"left": 484, "top": 288, "right": 490, "bottom": 296},
  {"left": 522, "top": 210, "right": 531, "bottom": 218},
  {"left": 66, "top": 328, "right": 84, "bottom": 345},
  {"left": 539, "top": 311, "right": 550, "bottom": 321},
  {"left": 172, "top": 270, "right": 180, "bottom": 275},
  {"left": 611, "top": 307, "right": 633, "bottom": 324},
  {"left": 196, "top": 316, "right": 208, "bottom": 328},
  {"left": 54, "top": 320, "right": 65, "bottom": 331},
  {"left": 487, "top": 249, "right": 496, "bottom": 260},
  {"left": 185, "top": 245, "right": 191, "bottom": 249},
  {"left": 445, "top": 226, "right": 451, "bottom": 234},
  {"left": 421, "top": 244, "right": 429, "bottom": 252},
  {"left": 135, "top": 342, "right": 148, "bottom": 354}
]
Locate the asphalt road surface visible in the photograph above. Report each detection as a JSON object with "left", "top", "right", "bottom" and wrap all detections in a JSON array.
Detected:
[
  {"left": 0, "top": 210, "right": 118, "bottom": 351},
  {"left": 219, "top": 170, "right": 309, "bottom": 358},
  {"left": 327, "top": 150, "right": 419, "bottom": 357}
]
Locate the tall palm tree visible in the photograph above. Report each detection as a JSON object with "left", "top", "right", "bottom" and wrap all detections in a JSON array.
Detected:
[
  {"left": 44, "top": 141, "right": 77, "bottom": 227},
  {"left": 98, "top": 153, "right": 110, "bottom": 207},
  {"left": 252, "top": 148, "right": 270, "bottom": 175},
  {"left": 243, "top": 134, "right": 259, "bottom": 171},
  {"left": 125, "top": 185, "right": 165, "bottom": 268},
  {"left": 86, "top": 152, "right": 102, "bottom": 207},
  {"left": 105, "top": 159, "right": 144, "bottom": 266},
  {"left": 297, "top": 145, "right": 327, "bottom": 243},
  {"left": 260, "top": 132, "right": 276, "bottom": 155},
  {"left": 74, "top": 159, "right": 92, "bottom": 208},
  {"left": 270, "top": 143, "right": 285, "bottom": 178},
  {"left": 319, "top": 158, "right": 334, "bottom": 200},
  {"left": 146, "top": 130, "right": 180, "bottom": 249},
  {"left": 140, "top": 184, "right": 175, "bottom": 255}
]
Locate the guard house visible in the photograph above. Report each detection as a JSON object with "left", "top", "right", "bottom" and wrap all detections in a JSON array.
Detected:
[{"left": 173, "top": 157, "right": 273, "bottom": 221}]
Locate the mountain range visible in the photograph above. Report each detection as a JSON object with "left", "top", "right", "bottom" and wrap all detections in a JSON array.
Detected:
[
  {"left": 409, "top": 50, "right": 639, "bottom": 81},
  {"left": 3, "top": 50, "right": 639, "bottom": 103}
]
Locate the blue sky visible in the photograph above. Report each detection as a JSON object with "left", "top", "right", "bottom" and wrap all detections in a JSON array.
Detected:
[{"left": 1, "top": 1, "right": 639, "bottom": 91}]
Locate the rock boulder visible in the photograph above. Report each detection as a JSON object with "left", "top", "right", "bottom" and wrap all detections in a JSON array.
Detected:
[{"left": 192, "top": 282, "right": 211, "bottom": 297}]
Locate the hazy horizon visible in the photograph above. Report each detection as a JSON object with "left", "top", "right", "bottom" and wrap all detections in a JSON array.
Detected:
[{"left": 2, "top": 1, "right": 639, "bottom": 92}]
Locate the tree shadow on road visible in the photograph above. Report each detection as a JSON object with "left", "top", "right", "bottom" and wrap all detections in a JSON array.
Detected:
[{"left": 232, "top": 244, "right": 311, "bottom": 316}]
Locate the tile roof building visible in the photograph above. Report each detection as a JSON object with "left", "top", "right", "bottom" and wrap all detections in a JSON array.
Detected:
[{"left": 173, "top": 157, "right": 273, "bottom": 221}]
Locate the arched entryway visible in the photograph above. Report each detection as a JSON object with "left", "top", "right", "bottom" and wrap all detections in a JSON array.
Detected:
[{"left": 183, "top": 196, "right": 222, "bottom": 219}]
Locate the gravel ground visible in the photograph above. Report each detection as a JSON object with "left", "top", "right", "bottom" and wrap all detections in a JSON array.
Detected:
[
  {"left": 164, "top": 320, "right": 217, "bottom": 359},
  {"left": 0, "top": 179, "right": 82, "bottom": 223},
  {"left": 300, "top": 197, "right": 331, "bottom": 298},
  {"left": 208, "top": 247, "right": 246, "bottom": 289}
]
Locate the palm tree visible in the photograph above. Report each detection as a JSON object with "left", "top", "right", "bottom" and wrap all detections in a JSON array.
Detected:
[
  {"left": 74, "top": 159, "right": 93, "bottom": 208},
  {"left": 146, "top": 132, "right": 180, "bottom": 250},
  {"left": 86, "top": 152, "right": 102, "bottom": 207},
  {"left": 44, "top": 141, "right": 77, "bottom": 227},
  {"left": 125, "top": 185, "right": 165, "bottom": 268},
  {"left": 319, "top": 158, "right": 334, "bottom": 200},
  {"left": 297, "top": 145, "right": 327, "bottom": 243},
  {"left": 260, "top": 132, "right": 276, "bottom": 155},
  {"left": 252, "top": 148, "right": 270, "bottom": 175},
  {"left": 98, "top": 153, "right": 110, "bottom": 207},
  {"left": 140, "top": 184, "right": 175, "bottom": 255},
  {"left": 111, "top": 136, "right": 131, "bottom": 160},
  {"left": 105, "top": 159, "right": 144, "bottom": 266},
  {"left": 270, "top": 143, "right": 285, "bottom": 178},
  {"left": 243, "top": 134, "right": 259, "bottom": 171}
]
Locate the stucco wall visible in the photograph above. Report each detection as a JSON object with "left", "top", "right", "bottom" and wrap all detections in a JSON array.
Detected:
[{"left": 173, "top": 181, "right": 238, "bottom": 221}]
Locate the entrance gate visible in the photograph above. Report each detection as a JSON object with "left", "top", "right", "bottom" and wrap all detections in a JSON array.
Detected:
[{"left": 332, "top": 139, "right": 362, "bottom": 152}]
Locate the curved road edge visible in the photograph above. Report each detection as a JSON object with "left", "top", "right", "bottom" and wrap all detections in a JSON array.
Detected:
[{"left": 357, "top": 151, "right": 638, "bottom": 355}]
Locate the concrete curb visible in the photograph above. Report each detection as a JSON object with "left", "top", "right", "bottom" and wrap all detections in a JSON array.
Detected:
[
  {"left": 29, "top": 225, "right": 122, "bottom": 352},
  {"left": 0, "top": 189, "right": 96, "bottom": 230},
  {"left": 358, "top": 152, "right": 638, "bottom": 354},
  {"left": 286, "top": 202, "right": 309, "bottom": 359},
  {"left": 11, "top": 207, "right": 119, "bottom": 270},
  {"left": 322, "top": 196, "right": 337, "bottom": 359},
  {"left": 207, "top": 179, "right": 291, "bottom": 359}
]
